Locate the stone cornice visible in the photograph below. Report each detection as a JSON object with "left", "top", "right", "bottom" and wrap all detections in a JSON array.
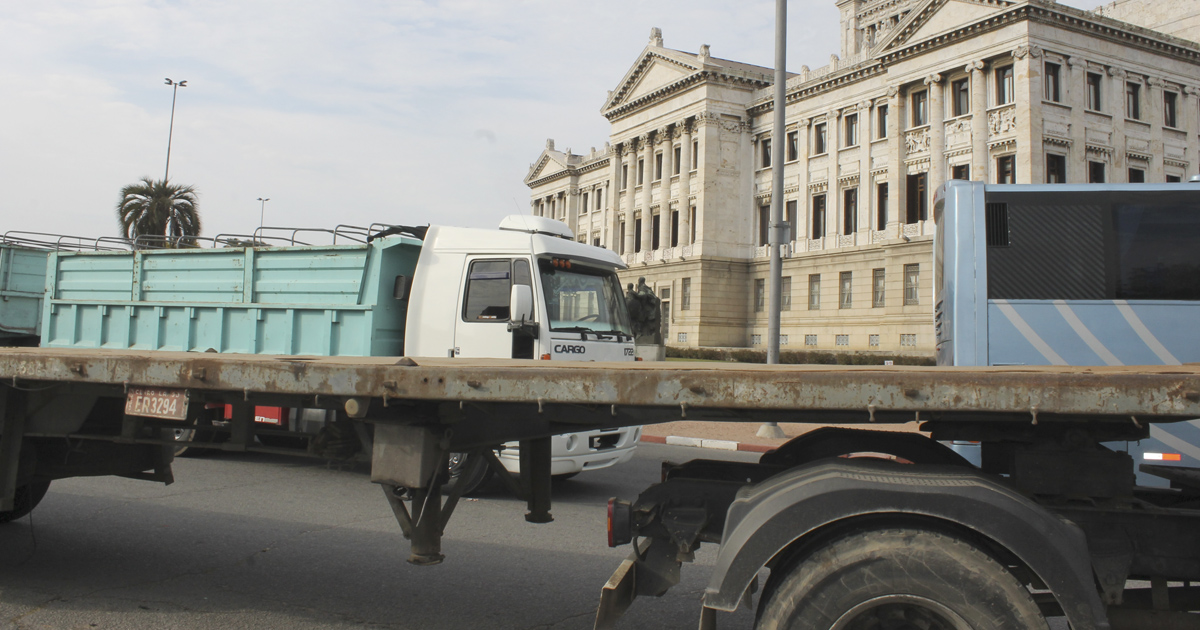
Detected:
[
  {"left": 749, "top": 62, "right": 887, "bottom": 115},
  {"left": 526, "top": 156, "right": 611, "bottom": 189}
]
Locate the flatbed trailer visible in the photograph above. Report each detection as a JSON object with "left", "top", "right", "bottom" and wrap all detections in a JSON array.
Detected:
[{"left": 3, "top": 347, "right": 1200, "bottom": 629}]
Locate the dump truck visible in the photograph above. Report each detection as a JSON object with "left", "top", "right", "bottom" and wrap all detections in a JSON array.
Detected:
[{"left": 2, "top": 183, "right": 1200, "bottom": 630}]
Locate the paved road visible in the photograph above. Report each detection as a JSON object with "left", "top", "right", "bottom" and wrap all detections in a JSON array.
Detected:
[{"left": 0, "top": 444, "right": 760, "bottom": 630}]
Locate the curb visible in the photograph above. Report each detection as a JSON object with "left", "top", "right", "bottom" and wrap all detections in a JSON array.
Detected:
[{"left": 640, "top": 434, "right": 774, "bottom": 453}]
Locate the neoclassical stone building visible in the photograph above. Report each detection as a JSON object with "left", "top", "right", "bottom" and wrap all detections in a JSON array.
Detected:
[{"left": 525, "top": 0, "right": 1200, "bottom": 354}]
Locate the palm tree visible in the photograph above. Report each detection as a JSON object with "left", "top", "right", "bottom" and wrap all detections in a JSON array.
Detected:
[{"left": 115, "top": 177, "right": 201, "bottom": 248}]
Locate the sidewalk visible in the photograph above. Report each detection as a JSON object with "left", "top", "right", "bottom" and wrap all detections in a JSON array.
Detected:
[{"left": 639, "top": 420, "right": 924, "bottom": 453}]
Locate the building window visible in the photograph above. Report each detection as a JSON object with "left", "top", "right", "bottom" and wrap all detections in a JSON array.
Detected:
[
  {"left": 1088, "top": 161, "right": 1106, "bottom": 183},
  {"left": 814, "top": 122, "right": 828, "bottom": 154},
  {"left": 951, "top": 164, "right": 970, "bottom": 180},
  {"left": 812, "top": 194, "right": 827, "bottom": 236},
  {"left": 751, "top": 334, "right": 762, "bottom": 345},
  {"left": 808, "top": 274, "right": 821, "bottom": 310},
  {"left": 758, "top": 204, "right": 770, "bottom": 246},
  {"left": 873, "top": 268, "right": 885, "bottom": 307},
  {"left": 1165, "top": 91, "right": 1179, "bottom": 128},
  {"left": 677, "top": 332, "right": 687, "bottom": 343},
  {"left": 805, "top": 334, "right": 818, "bottom": 346},
  {"left": 911, "top": 90, "right": 928, "bottom": 126},
  {"left": 781, "top": 276, "right": 792, "bottom": 311},
  {"left": 637, "top": 159, "right": 644, "bottom": 185},
  {"left": 845, "top": 113, "right": 858, "bottom": 147},
  {"left": 673, "top": 145, "right": 681, "bottom": 175},
  {"left": 761, "top": 138, "right": 772, "bottom": 169},
  {"left": 951, "top": 78, "right": 970, "bottom": 117},
  {"left": 593, "top": 237, "right": 601, "bottom": 247},
  {"left": 905, "top": 173, "right": 927, "bottom": 223},
  {"left": 784, "top": 200, "right": 797, "bottom": 243},
  {"left": 671, "top": 209, "right": 679, "bottom": 247},
  {"left": 780, "top": 334, "right": 789, "bottom": 346},
  {"left": 754, "top": 278, "right": 766, "bottom": 312},
  {"left": 876, "top": 182, "right": 888, "bottom": 230},
  {"left": 869, "top": 334, "right": 880, "bottom": 347},
  {"left": 877, "top": 104, "right": 888, "bottom": 138},
  {"left": 634, "top": 217, "right": 642, "bottom": 252},
  {"left": 904, "top": 264, "right": 920, "bottom": 305},
  {"left": 620, "top": 164, "right": 628, "bottom": 191},
  {"left": 900, "top": 334, "right": 917, "bottom": 347},
  {"left": 1168, "top": 174, "right": 1183, "bottom": 183},
  {"left": 787, "top": 131, "right": 798, "bottom": 161},
  {"left": 1046, "top": 154, "right": 1066, "bottom": 183},
  {"left": 996, "top": 155, "right": 1015, "bottom": 184},
  {"left": 1086, "top": 72, "right": 1103, "bottom": 111},
  {"left": 581, "top": 192, "right": 589, "bottom": 214},
  {"left": 681, "top": 277, "right": 691, "bottom": 310},
  {"left": 1128, "top": 167, "right": 1145, "bottom": 183},
  {"left": 654, "top": 152, "right": 663, "bottom": 180},
  {"left": 690, "top": 206, "right": 697, "bottom": 243},
  {"left": 596, "top": 190, "right": 603, "bottom": 210},
  {"left": 1126, "top": 81, "right": 1141, "bottom": 120},
  {"left": 618, "top": 221, "right": 626, "bottom": 254},
  {"left": 651, "top": 214, "right": 661, "bottom": 250},
  {"left": 995, "top": 66, "right": 1014, "bottom": 105},
  {"left": 836, "top": 334, "right": 849, "bottom": 346},
  {"left": 692, "top": 140, "right": 699, "bottom": 170},
  {"left": 1045, "top": 61, "right": 1062, "bottom": 102},
  {"left": 843, "top": 187, "right": 858, "bottom": 235},
  {"left": 839, "top": 271, "right": 853, "bottom": 309}
]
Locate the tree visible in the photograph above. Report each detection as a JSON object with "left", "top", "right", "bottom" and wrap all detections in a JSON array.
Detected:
[{"left": 115, "top": 177, "right": 201, "bottom": 247}]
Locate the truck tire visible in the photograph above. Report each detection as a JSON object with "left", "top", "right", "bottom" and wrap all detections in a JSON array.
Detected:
[
  {"left": 443, "top": 451, "right": 495, "bottom": 496},
  {"left": 0, "top": 479, "right": 51, "bottom": 524},
  {"left": 756, "top": 528, "right": 1048, "bottom": 630}
]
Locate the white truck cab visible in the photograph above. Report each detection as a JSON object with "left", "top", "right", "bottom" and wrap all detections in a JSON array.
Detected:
[{"left": 405, "top": 216, "right": 640, "bottom": 484}]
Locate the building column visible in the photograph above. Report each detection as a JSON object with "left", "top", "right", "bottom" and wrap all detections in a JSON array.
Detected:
[
  {"left": 566, "top": 187, "right": 579, "bottom": 236},
  {"left": 608, "top": 145, "right": 623, "bottom": 250},
  {"left": 639, "top": 133, "right": 654, "bottom": 253},
  {"left": 858, "top": 100, "right": 873, "bottom": 241},
  {"left": 926, "top": 74, "right": 946, "bottom": 189},
  {"left": 624, "top": 139, "right": 638, "bottom": 256},
  {"left": 1186, "top": 87, "right": 1200, "bottom": 178},
  {"left": 1014, "top": 45, "right": 1043, "bottom": 184},
  {"left": 1148, "top": 77, "right": 1166, "bottom": 181},
  {"left": 679, "top": 120, "right": 694, "bottom": 246},
  {"left": 1067, "top": 57, "right": 1087, "bottom": 182},
  {"left": 663, "top": 126, "right": 676, "bottom": 249},
  {"left": 968, "top": 60, "right": 988, "bottom": 181},
  {"left": 795, "top": 118, "right": 810, "bottom": 241},
  {"left": 887, "top": 86, "right": 904, "bottom": 233},
  {"left": 1110, "top": 67, "right": 1128, "bottom": 182},
  {"left": 828, "top": 110, "right": 842, "bottom": 240}
]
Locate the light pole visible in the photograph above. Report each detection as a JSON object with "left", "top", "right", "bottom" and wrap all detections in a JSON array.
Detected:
[
  {"left": 757, "top": 0, "right": 788, "bottom": 440},
  {"left": 257, "top": 198, "right": 270, "bottom": 234},
  {"left": 163, "top": 78, "right": 187, "bottom": 183}
]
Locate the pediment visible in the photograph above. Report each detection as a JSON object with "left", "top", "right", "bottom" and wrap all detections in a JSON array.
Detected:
[
  {"left": 876, "top": 0, "right": 1013, "bottom": 53},
  {"left": 526, "top": 152, "right": 569, "bottom": 184},
  {"left": 604, "top": 48, "right": 702, "bottom": 112}
]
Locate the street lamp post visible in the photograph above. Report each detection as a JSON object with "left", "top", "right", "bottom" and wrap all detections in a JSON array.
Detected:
[
  {"left": 257, "top": 198, "right": 270, "bottom": 234},
  {"left": 758, "top": 0, "right": 788, "bottom": 440},
  {"left": 163, "top": 78, "right": 188, "bottom": 183}
]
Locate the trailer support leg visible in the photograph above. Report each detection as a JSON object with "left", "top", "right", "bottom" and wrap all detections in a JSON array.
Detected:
[
  {"left": 407, "top": 483, "right": 445, "bottom": 565},
  {"left": 227, "top": 403, "right": 253, "bottom": 451},
  {"left": 0, "top": 387, "right": 28, "bottom": 512},
  {"left": 520, "top": 436, "right": 553, "bottom": 524}
]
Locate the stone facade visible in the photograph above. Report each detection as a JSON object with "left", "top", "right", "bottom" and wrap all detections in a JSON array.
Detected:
[{"left": 525, "top": 2, "right": 1200, "bottom": 355}]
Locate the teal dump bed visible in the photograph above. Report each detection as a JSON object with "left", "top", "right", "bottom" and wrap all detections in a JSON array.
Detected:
[
  {"left": 41, "top": 236, "right": 421, "bottom": 356},
  {"left": 0, "top": 245, "right": 50, "bottom": 339}
]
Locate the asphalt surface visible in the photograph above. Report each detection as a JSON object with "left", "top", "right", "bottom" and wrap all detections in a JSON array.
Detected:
[{"left": 0, "top": 443, "right": 761, "bottom": 630}]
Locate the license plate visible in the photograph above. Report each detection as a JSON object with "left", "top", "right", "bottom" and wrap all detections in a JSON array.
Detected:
[
  {"left": 590, "top": 433, "right": 620, "bottom": 450},
  {"left": 125, "top": 387, "right": 189, "bottom": 421}
]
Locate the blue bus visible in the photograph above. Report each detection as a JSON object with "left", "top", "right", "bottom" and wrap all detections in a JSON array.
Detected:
[{"left": 935, "top": 180, "right": 1200, "bottom": 485}]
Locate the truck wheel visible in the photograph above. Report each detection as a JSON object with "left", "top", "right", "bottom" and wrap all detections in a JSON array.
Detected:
[
  {"left": 756, "top": 528, "right": 1048, "bottom": 630},
  {"left": 443, "top": 452, "right": 495, "bottom": 496},
  {"left": 0, "top": 479, "right": 51, "bottom": 524}
]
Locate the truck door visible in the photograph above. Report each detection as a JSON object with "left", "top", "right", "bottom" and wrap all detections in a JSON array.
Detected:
[{"left": 454, "top": 258, "right": 534, "bottom": 359}]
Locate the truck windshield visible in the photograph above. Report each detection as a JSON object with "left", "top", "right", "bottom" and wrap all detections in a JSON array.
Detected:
[{"left": 537, "top": 259, "right": 633, "bottom": 337}]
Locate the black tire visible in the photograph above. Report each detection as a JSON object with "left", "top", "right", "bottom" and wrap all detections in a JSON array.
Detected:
[
  {"left": 442, "top": 451, "right": 495, "bottom": 496},
  {"left": 756, "top": 528, "right": 1048, "bottom": 630},
  {"left": 0, "top": 479, "right": 51, "bottom": 524}
]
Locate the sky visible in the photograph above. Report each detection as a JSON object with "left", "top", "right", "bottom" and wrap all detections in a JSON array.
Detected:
[{"left": 1, "top": 0, "right": 1099, "bottom": 243}]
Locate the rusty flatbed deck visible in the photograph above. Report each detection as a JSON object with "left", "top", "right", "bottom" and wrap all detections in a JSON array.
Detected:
[{"left": 1, "top": 347, "right": 1197, "bottom": 426}]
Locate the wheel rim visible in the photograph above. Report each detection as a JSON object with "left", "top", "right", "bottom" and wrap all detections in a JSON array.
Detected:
[
  {"left": 172, "top": 428, "right": 194, "bottom": 442},
  {"left": 830, "top": 595, "right": 974, "bottom": 630},
  {"left": 447, "top": 453, "right": 467, "bottom": 479}
]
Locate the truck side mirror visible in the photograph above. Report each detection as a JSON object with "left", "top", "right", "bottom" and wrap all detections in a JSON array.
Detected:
[{"left": 509, "top": 284, "right": 534, "bottom": 329}]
